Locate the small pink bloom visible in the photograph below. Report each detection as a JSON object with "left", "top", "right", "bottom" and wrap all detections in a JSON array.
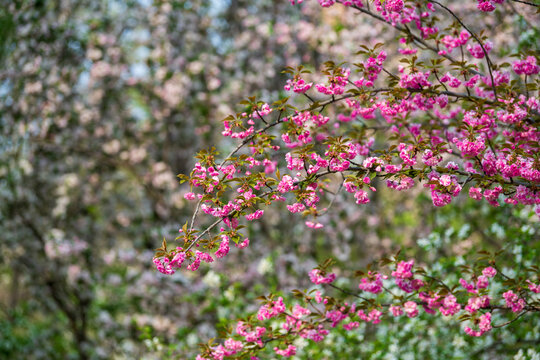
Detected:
[
  {"left": 476, "top": 275, "right": 489, "bottom": 289},
  {"left": 527, "top": 280, "right": 540, "bottom": 294},
  {"left": 306, "top": 221, "right": 324, "bottom": 229},
  {"left": 309, "top": 269, "right": 336, "bottom": 284},
  {"left": 343, "top": 321, "right": 360, "bottom": 331},
  {"left": 503, "top": 290, "right": 526, "bottom": 312},
  {"left": 482, "top": 267, "right": 497, "bottom": 278},
  {"left": 392, "top": 260, "right": 414, "bottom": 279},
  {"left": 404, "top": 301, "right": 418, "bottom": 318},
  {"left": 469, "top": 187, "right": 483, "bottom": 201},
  {"left": 385, "top": 0, "right": 404, "bottom": 12},
  {"left": 477, "top": 1, "right": 496, "bottom": 12},
  {"left": 389, "top": 305, "right": 403, "bottom": 317}
]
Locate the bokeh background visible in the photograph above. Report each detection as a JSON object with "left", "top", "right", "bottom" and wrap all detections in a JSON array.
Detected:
[{"left": 0, "top": 0, "right": 538, "bottom": 359}]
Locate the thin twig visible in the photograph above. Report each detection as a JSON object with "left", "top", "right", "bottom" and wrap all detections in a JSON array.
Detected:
[
  {"left": 188, "top": 197, "right": 203, "bottom": 234},
  {"left": 509, "top": 0, "right": 539, "bottom": 6},
  {"left": 184, "top": 217, "right": 223, "bottom": 253},
  {"left": 328, "top": 283, "right": 372, "bottom": 302},
  {"left": 492, "top": 310, "right": 529, "bottom": 328},
  {"left": 317, "top": 175, "right": 345, "bottom": 216}
]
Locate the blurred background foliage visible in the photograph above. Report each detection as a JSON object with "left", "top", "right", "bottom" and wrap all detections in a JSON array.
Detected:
[{"left": 0, "top": 0, "right": 538, "bottom": 359}]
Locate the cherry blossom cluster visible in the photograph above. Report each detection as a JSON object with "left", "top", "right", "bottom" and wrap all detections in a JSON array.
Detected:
[
  {"left": 513, "top": 56, "right": 540, "bottom": 76},
  {"left": 477, "top": 0, "right": 504, "bottom": 12},
  {"left": 196, "top": 258, "right": 540, "bottom": 359},
  {"left": 155, "top": 0, "right": 539, "bottom": 274},
  {"left": 157, "top": 0, "right": 539, "bottom": 355}
]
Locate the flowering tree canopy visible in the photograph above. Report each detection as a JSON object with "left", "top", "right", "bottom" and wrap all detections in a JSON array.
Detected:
[{"left": 152, "top": 0, "right": 540, "bottom": 359}]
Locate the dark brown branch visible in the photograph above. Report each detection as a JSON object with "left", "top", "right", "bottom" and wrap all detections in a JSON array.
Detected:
[{"left": 510, "top": 0, "right": 540, "bottom": 6}]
